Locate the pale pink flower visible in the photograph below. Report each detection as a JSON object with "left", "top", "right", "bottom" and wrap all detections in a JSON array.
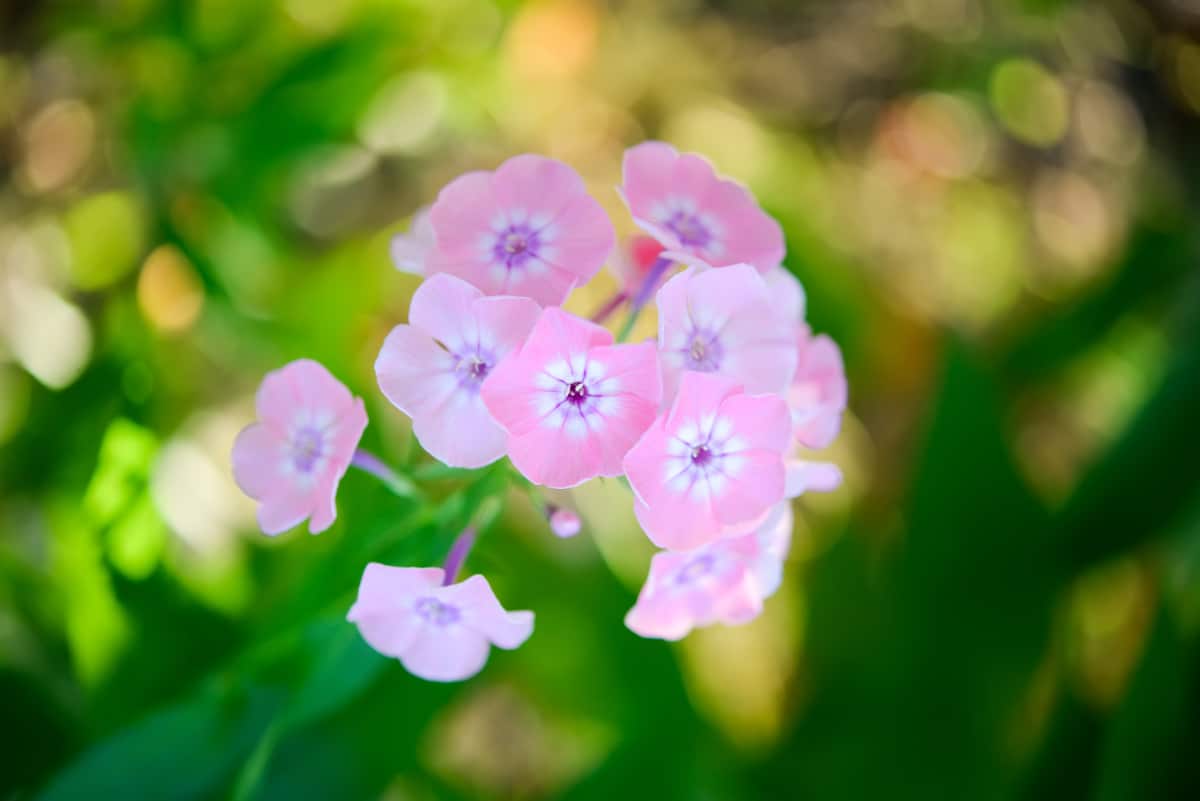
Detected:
[
  {"left": 347, "top": 563, "right": 534, "bottom": 682},
  {"left": 481, "top": 307, "right": 661, "bottom": 488},
  {"left": 625, "top": 501, "right": 793, "bottom": 640},
  {"left": 426, "top": 155, "right": 615, "bottom": 306},
  {"left": 656, "top": 263, "right": 797, "bottom": 402},
  {"left": 785, "top": 458, "right": 843, "bottom": 496},
  {"left": 375, "top": 274, "right": 540, "bottom": 468},
  {"left": 232, "top": 359, "right": 367, "bottom": 535},
  {"left": 623, "top": 372, "right": 791, "bottom": 550},
  {"left": 608, "top": 233, "right": 666, "bottom": 291},
  {"left": 389, "top": 205, "right": 434, "bottom": 275},
  {"left": 789, "top": 326, "right": 848, "bottom": 450},
  {"left": 619, "top": 141, "right": 784, "bottom": 273},
  {"left": 763, "top": 264, "right": 806, "bottom": 321}
]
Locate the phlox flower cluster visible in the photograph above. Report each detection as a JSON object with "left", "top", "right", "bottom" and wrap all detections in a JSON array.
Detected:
[{"left": 231, "top": 144, "right": 847, "bottom": 681}]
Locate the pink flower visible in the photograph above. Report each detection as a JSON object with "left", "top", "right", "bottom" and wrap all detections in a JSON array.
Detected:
[
  {"left": 481, "top": 307, "right": 661, "bottom": 488},
  {"left": 786, "top": 458, "right": 843, "bottom": 496},
  {"left": 656, "top": 263, "right": 797, "bottom": 402},
  {"left": 375, "top": 274, "right": 540, "bottom": 468},
  {"left": 389, "top": 205, "right": 434, "bottom": 275},
  {"left": 347, "top": 563, "right": 534, "bottom": 682},
  {"left": 608, "top": 233, "right": 666, "bottom": 291},
  {"left": 623, "top": 372, "right": 791, "bottom": 550},
  {"left": 763, "top": 264, "right": 806, "bottom": 321},
  {"left": 619, "top": 141, "right": 785, "bottom": 273},
  {"left": 789, "top": 326, "right": 848, "bottom": 450},
  {"left": 625, "top": 501, "right": 793, "bottom": 640},
  {"left": 425, "top": 155, "right": 615, "bottom": 306},
  {"left": 548, "top": 506, "right": 582, "bottom": 538},
  {"left": 231, "top": 359, "right": 368, "bottom": 535}
]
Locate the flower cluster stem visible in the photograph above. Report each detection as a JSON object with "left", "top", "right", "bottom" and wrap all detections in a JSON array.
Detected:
[
  {"left": 616, "top": 255, "right": 673, "bottom": 342},
  {"left": 350, "top": 449, "right": 420, "bottom": 498},
  {"left": 441, "top": 527, "right": 477, "bottom": 585}
]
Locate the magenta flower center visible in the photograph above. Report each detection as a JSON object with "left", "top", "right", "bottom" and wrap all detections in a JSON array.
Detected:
[
  {"left": 665, "top": 210, "right": 712, "bottom": 248},
  {"left": 414, "top": 596, "right": 460, "bottom": 626},
  {"left": 674, "top": 552, "right": 718, "bottom": 585},
  {"left": 492, "top": 223, "right": 543, "bottom": 270},
  {"left": 566, "top": 381, "right": 589, "bottom": 406},
  {"left": 684, "top": 330, "right": 723, "bottom": 372},
  {"left": 690, "top": 445, "right": 713, "bottom": 466},
  {"left": 290, "top": 426, "right": 326, "bottom": 473}
]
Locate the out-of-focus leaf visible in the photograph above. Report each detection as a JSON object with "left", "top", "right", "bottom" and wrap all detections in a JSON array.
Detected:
[
  {"left": 1051, "top": 332, "right": 1200, "bottom": 576},
  {"left": 35, "top": 685, "right": 279, "bottom": 801},
  {"left": 1091, "top": 606, "right": 1200, "bottom": 801}
]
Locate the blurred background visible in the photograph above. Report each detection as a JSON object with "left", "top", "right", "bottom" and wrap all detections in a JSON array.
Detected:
[{"left": 3, "top": 0, "right": 1200, "bottom": 798}]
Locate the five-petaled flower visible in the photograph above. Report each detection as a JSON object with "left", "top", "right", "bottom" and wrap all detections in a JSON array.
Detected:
[
  {"left": 482, "top": 307, "right": 661, "bottom": 489},
  {"left": 375, "top": 274, "right": 540, "bottom": 468},
  {"left": 625, "top": 501, "right": 792, "bottom": 640},
  {"left": 620, "top": 141, "right": 785, "bottom": 273},
  {"left": 623, "top": 371, "right": 791, "bottom": 550},
  {"left": 348, "top": 563, "right": 534, "bottom": 682},
  {"left": 656, "top": 263, "right": 797, "bottom": 402},
  {"left": 232, "top": 359, "right": 368, "bottom": 535},
  {"left": 426, "top": 155, "right": 615, "bottom": 306}
]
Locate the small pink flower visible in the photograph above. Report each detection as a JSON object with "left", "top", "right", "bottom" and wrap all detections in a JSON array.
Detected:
[
  {"left": 548, "top": 506, "right": 582, "bottom": 538},
  {"left": 426, "top": 155, "right": 615, "bottom": 306},
  {"left": 625, "top": 501, "right": 793, "bottom": 640},
  {"left": 481, "top": 307, "right": 661, "bottom": 489},
  {"left": 347, "top": 563, "right": 534, "bottom": 682},
  {"left": 619, "top": 141, "right": 784, "bottom": 273},
  {"left": 656, "top": 263, "right": 797, "bottom": 402},
  {"left": 232, "top": 359, "right": 368, "bottom": 535},
  {"left": 608, "top": 234, "right": 666, "bottom": 291},
  {"left": 389, "top": 205, "right": 434, "bottom": 275},
  {"left": 763, "top": 264, "right": 806, "bottom": 321},
  {"left": 375, "top": 274, "right": 540, "bottom": 468},
  {"left": 789, "top": 326, "right": 848, "bottom": 450},
  {"left": 623, "top": 372, "right": 791, "bottom": 550}
]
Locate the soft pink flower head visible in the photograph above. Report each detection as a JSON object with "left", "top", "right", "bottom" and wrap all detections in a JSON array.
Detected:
[
  {"left": 232, "top": 359, "right": 367, "bottom": 535},
  {"left": 623, "top": 372, "right": 791, "bottom": 550},
  {"left": 763, "top": 264, "right": 806, "bottom": 321},
  {"left": 375, "top": 275, "right": 540, "bottom": 468},
  {"left": 608, "top": 234, "right": 667, "bottom": 291},
  {"left": 426, "top": 155, "right": 615, "bottom": 306},
  {"left": 347, "top": 563, "right": 534, "bottom": 682},
  {"left": 619, "top": 141, "right": 784, "bottom": 273},
  {"left": 390, "top": 205, "right": 434, "bottom": 275},
  {"left": 625, "top": 501, "right": 793, "bottom": 641},
  {"left": 656, "top": 264, "right": 797, "bottom": 402},
  {"left": 548, "top": 507, "right": 582, "bottom": 538},
  {"left": 481, "top": 307, "right": 661, "bottom": 488},
  {"left": 789, "top": 326, "right": 848, "bottom": 450}
]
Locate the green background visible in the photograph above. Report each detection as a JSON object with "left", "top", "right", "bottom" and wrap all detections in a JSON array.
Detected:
[{"left": 2, "top": 1, "right": 1200, "bottom": 799}]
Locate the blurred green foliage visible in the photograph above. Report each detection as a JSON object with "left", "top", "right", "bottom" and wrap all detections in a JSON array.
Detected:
[{"left": 3, "top": 0, "right": 1200, "bottom": 799}]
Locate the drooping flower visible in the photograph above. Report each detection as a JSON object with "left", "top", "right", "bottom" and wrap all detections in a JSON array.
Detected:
[
  {"left": 619, "top": 141, "right": 785, "bottom": 273},
  {"left": 231, "top": 359, "right": 368, "bottom": 535},
  {"left": 482, "top": 307, "right": 661, "bottom": 488},
  {"left": 623, "top": 372, "right": 791, "bottom": 550},
  {"left": 347, "top": 563, "right": 534, "bottom": 682},
  {"left": 425, "top": 154, "right": 615, "bottom": 306},
  {"left": 389, "top": 205, "right": 434, "bottom": 275},
  {"left": 375, "top": 274, "right": 540, "bottom": 468},
  {"left": 656, "top": 263, "right": 797, "bottom": 402},
  {"left": 789, "top": 326, "right": 848, "bottom": 450},
  {"left": 625, "top": 501, "right": 793, "bottom": 640},
  {"left": 608, "top": 233, "right": 666, "bottom": 291}
]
